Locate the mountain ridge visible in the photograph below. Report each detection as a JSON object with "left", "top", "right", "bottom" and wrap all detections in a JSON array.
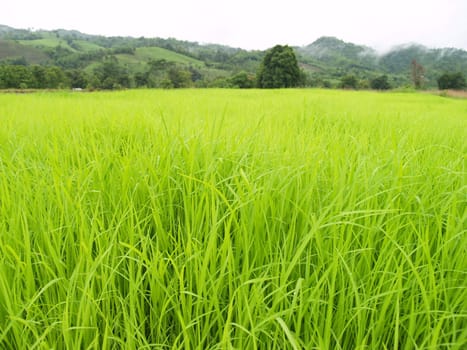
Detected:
[{"left": 1, "top": 24, "right": 466, "bottom": 89}]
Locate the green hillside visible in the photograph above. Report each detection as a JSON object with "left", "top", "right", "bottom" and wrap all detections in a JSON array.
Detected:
[
  {"left": 135, "top": 47, "right": 203, "bottom": 65},
  {"left": 297, "top": 37, "right": 467, "bottom": 87},
  {"left": 0, "top": 25, "right": 466, "bottom": 89},
  {"left": 73, "top": 40, "right": 105, "bottom": 51},
  {"left": 19, "top": 38, "right": 76, "bottom": 51},
  {"left": 0, "top": 40, "right": 48, "bottom": 64},
  {"left": 115, "top": 47, "right": 205, "bottom": 72},
  {"left": 19, "top": 38, "right": 109, "bottom": 53}
]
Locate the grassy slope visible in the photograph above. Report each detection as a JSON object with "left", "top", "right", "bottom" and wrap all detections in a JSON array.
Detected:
[
  {"left": 16, "top": 38, "right": 203, "bottom": 72},
  {"left": 18, "top": 38, "right": 77, "bottom": 51},
  {"left": 0, "top": 90, "right": 465, "bottom": 349},
  {"left": 0, "top": 40, "right": 48, "bottom": 63},
  {"left": 115, "top": 47, "right": 205, "bottom": 72},
  {"left": 135, "top": 47, "right": 203, "bottom": 65},
  {"left": 73, "top": 40, "right": 104, "bottom": 51}
]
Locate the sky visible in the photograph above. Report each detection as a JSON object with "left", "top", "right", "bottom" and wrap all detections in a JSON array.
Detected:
[{"left": 2, "top": 0, "right": 467, "bottom": 52}]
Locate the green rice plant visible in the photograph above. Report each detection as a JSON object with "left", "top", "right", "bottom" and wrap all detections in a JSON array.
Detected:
[{"left": 0, "top": 89, "right": 465, "bottom": 349}]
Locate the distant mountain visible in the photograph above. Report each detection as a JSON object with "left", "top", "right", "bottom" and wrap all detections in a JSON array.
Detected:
[
  {"left": 0, "top": 25, "right": 466, "bottom": 89},
  {"left": 0, "top": 24, "right": 17, "bottom": 34},
  {"left": 299, "top": 37, "right": 377, "bottom": 63},
  {"left": 297, "top": 37, "right": 467, "bottom": 87},
  {"left": 379, "top": 44, "right": 467, "bottom": 82}
]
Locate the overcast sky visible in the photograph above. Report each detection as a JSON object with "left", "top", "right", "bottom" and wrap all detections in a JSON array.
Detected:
[{"left": 2, "top": 0, "right": 466, "bottom": 51}]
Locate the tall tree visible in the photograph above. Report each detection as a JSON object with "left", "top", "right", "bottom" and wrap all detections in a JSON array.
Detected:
[
  {"left": 257, "top": 45, "right": 301, "bottom": 88},
  {"left": 411, "top": 59, "right": 425, "bottom": 89}
]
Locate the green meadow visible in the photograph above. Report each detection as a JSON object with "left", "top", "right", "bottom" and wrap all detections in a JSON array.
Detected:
[{"left": 0, "top": 89, "right": 465, "bottom": 349}]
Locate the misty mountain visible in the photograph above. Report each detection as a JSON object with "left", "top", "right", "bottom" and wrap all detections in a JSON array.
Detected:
[
  {"left": 298, "top": 36, "right": 378, "bottom": 65},
  {"left": 297, "top": 37, "right": 467, "bottom": 87},
  {"left": 0, "top": 24, "right": 16, "bottom": 34}
]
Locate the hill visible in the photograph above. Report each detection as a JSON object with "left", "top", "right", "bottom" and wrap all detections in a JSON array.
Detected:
[
  {"left": 297, "top": 37, "right": 467, "bottom": 88},
  {"left": 0, "top": 25, "right": 466, "bottom": 89}
]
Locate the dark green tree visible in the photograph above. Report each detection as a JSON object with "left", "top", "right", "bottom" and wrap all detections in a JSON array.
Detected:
[
  {"left": 145, "top": 59, "right": 175, "bottom": 88},
  {"left": 189, "top": 66, "right": 202, "bottom": 82},
  {"left": 257, "top": 45, "right": 301, "bottom": 88},
  {"left": 134, "top": 71, "right": 149, "bottom": 88},
  {"left": 340, "top": 75, "right": 359, "bottom": 89},
  {"left": 167, "top": 67, "right": 192, "bottom": 88},
  {"left": 370, "top": 75, "right": 391, "bottom": 90},
  {"left": 437, "top": 72, "right": 466, "bottom": 90},
  {"left": 0, "top": 65, "right": 34, "bottom": 89},
  {"left": 31, "top": 65, "right": 47, "bottom": 88},
  {"left": 93, "top": 57, "right": 130, "bottom": 89},
  {"left": 66, "top": 69, "right": 88, "bottom": 89},
  {"left": 228, "top": 71, "right": 255, "bottom": 88},
  {"left": 43, "top": 66, "right": 68, "bottom": 88}
]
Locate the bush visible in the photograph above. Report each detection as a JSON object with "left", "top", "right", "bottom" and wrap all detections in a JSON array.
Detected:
[
  {"left": 339, "top": 75, "right": 359, "bottom": 89},
  {"left": 370, "top": 75, "right": 391, "bottom": 90},
  {"left": 228, "top": 72, "right": 255, "bottom": 88}
]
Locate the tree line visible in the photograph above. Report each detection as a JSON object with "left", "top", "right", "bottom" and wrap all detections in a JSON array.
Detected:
[
  {"left": 0, "top": 60, "right": 198, "bottom": 90},
  {"left": 1, "top": 45, "right": 465, "bottom": 90}
]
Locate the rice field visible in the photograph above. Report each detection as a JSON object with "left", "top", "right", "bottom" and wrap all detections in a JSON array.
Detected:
[{"left": 0, "top": 89, "right": 466, "bottom": 349}]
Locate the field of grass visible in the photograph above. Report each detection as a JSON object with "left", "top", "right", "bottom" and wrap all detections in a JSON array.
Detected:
[
  {"left": 136, "top": 47, "right": 203, "bottom": 65},
  {"left": 73, "top": 40, "right": 105, "bottom": 52},
  {"left": 19, "top": 38, "right": 77, "bottom": 52},
  {"left": 0, "top": 89, "right": 465, "bottom": 349}
]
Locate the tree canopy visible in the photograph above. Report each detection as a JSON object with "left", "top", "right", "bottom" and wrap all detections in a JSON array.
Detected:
[
  {"left": 339, "top": 75, "right": 359, "bottom": 89},
  {"left": 370, "top": 75, "right": 391, "bottom": 90},
  {"left": 437, "top": 72, "right": 466, "bottom": 90},
  {"left": 257, "top": 45, "right": 301, "bottom": 88}
]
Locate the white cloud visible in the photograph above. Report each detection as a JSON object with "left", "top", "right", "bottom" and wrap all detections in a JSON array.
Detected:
[{"left": 2, "top": 0, "right": 466, "bottom": 50}]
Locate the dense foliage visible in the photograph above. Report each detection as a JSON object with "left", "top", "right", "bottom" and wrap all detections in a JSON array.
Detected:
[
  {"left": 0, "top": 64, "right": 67, "bottom": 89},
  {"left": 437, "top": 72, "right": 466, "bottom": 90},
  {"left": 370, "top": 75, "right": 391, "bottom": 90},
  {"left": 339, "top": 74, "right": 359, "bottom": 89},
  {"left": 257, "top": 45, "right": 301, "bottom": 88}
]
